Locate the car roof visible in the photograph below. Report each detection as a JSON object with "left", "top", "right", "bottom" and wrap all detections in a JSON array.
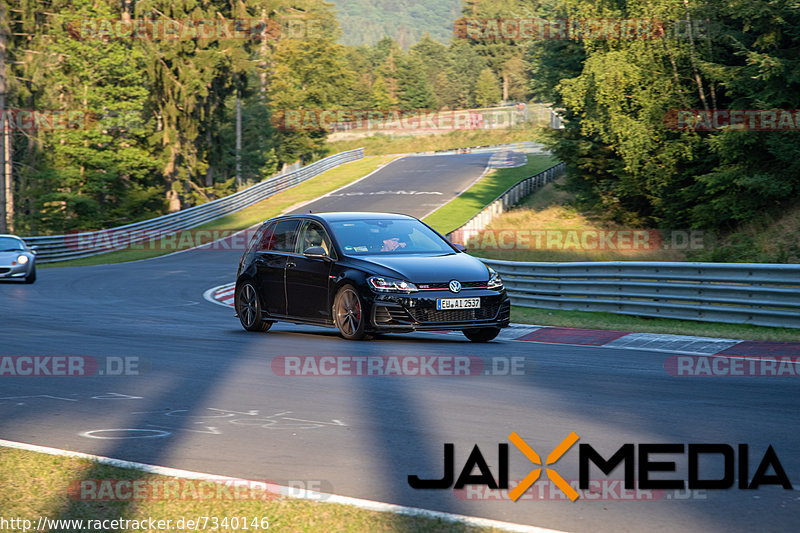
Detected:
[
  {"left": 268, "top": 212, "right": 417, "bottom": 224},
  {"left": 0, "top": 235, "right": 23, "bottom": 240}
]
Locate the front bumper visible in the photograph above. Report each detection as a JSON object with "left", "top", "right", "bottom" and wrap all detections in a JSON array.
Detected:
[
  {"left": 0, "top": 262, "right": 32, "bottom": 279},
  {"left": 368, "top": 289, "right": 511, "bottom": 332}
]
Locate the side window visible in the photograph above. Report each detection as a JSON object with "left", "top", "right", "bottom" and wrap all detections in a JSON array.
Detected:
[
  {"left": 255, "top": 223, "right": 277, "bottom": 252},
  {"left": 296, "top": 221, "right": 333, "bottom": 255},
  {"left": 271, "top": 219, "right": 301, "bottom": 253}
]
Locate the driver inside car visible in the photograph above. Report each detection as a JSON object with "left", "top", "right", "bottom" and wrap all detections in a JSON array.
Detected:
[
  {"left": 381, "top": 237, "right": 406, "bottom": 252},
  {"left": 380, "top": 228, "right": 411, "bottom": 252},
  {"left": 302, "top": 226, "right": 330, "bottom": 255}
]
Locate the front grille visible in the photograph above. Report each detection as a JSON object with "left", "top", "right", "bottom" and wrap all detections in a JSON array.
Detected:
[
  {"left": 416, "top": 281, "right": 487, "bottom": 290},
  {"left": 0, "top": 268, "right": 9, "bottom": 274},
  {"left": 409, "top": 302, "right": 501, "bottom": 323}
]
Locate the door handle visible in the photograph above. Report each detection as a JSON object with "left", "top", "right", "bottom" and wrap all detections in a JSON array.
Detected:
[{"left": 286, "top": 262, "right": 297, "bottom": 268}]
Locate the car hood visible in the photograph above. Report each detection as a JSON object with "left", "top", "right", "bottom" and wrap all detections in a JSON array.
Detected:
[
  {"left": 353, "top": 252, "right": 490, "bottom": 283},
  {"left": 0, "top": 251, "right": 29, "bottom": 264}
]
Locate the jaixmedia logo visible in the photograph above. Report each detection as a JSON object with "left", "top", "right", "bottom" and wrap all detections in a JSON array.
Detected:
[{"left": 408, "top": 433, "right": 793, "bottom": 501}]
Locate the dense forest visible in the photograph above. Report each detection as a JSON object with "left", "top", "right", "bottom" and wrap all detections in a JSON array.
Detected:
[
  {"left": 330, "top": 0, "right": 461, "bottom": 47},
  {"left": 529, "top": 0, "right": 800, "bottom": 234},
  {"left": 1, "top": 0, "right": 798, "bottom": 255},
  {"left": 0, "top": 0, "right": 515, "bottom": 234}
]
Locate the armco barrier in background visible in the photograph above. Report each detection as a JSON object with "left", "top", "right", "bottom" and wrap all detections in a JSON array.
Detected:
[
  {"left": 22, "top": 149, "right": 364, "bottom": 263},
  {"left": 482, "top": 259, "right": 800, "bottom": 329}
]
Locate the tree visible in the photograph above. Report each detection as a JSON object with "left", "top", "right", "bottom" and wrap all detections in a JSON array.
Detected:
[
  {"left": 371, "top": 76, "right": 399, "bottom": 109},
  {"left": 396, "top": 54, "right": 438, "bottom": 108},
  {"left": 134, "top": 0, "right": 253, "bottom": 212},
  {"left": 501, "top": 55, "right": 528, "bottom": 102},
  {"left": 0, "top": 0, "right": 9, "bottom": 232},
  {"left": 458, "top": 0, "right": 537, "bottom": 101},
  {"left": 410, "top": 34, "right": 459, "bottom": 107},
  {"left": 448, "top": 39, "right": 489, "bottom": 108},
  {"left": 527, "top": 0, "right": 800, "bottom": 232},
  {"left": 267, "top": 4, "right": 355, "bottom": 164},
  {"left": 474, "top": 68, "right": 501, "bottom": 108},
  {"left": 211, "top": 73, "right": 278, "bottom": 189}
]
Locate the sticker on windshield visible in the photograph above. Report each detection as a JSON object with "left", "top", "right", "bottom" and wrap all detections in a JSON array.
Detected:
[{"left": 354, "top": 246, "right": 368, "bottom": 252}]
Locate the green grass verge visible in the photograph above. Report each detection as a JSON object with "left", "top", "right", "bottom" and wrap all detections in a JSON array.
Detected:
[
  {"left": 465, "top": 176, "right": 692, "bottom": 262},
  {"left": 423, "top": 154, "right": 558, "bottom": 235},
  {"left": 0, "top": 447, "right": 499, "bottom": 532},
  {"left": 511, "top": 306, "right": 800, "bottom": 342},
  {"left": 325, "top": 125, "right": 544, "bottom": 156},
  {"left": 41, "top": 156, "right": 396, "bottom": 268}
]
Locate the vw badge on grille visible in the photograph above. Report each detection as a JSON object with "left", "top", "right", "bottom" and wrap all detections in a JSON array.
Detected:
[{"left": 448, "top": 280, "right": 462, "bottom": 293}]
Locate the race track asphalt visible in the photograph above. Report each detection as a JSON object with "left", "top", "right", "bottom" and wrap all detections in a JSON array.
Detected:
[{"left": 0, "top": 153, "right": 797, "bottom": 533}]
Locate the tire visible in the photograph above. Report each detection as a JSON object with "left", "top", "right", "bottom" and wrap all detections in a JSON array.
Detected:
[
  {"left": 235, "top": 282, "right": 272, "bottom": 332},
  {"left": 24, "top": 266, "right": 36, "bottom": 284},
  {"left": 463, "top": 327, "right": 500, "bottom": 343},
  {"left": 333, "top": 284, "right": 366, "bottom": 340}
]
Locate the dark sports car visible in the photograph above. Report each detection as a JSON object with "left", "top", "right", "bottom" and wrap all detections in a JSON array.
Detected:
[{"left": 234, "top": 212, "right": 510, "bottom": 341}]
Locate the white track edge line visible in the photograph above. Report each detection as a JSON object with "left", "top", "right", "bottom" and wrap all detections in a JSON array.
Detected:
[{"left": 0, "top": 438, "right": 567, "bottom": 533}]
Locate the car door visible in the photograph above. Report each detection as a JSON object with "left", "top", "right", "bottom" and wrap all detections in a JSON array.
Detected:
[
  {"left": 285, "top": 220, "right": 334, "bottom": 322},
  {"left": 253, "top": 219, "right": 300, "bottom": 316}
]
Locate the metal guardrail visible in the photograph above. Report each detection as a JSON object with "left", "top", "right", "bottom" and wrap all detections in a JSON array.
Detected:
[
  {"left": 446, "top": 162, "right": 565, "bottom": 244},
  {"left": 23, "top": 148, "right": 364, "bottom": 263},
  {"left": 483, "top": 259, "right": 800, "bottom": 329},
  {"left": 465, "top": 141, "right": 548, "bottom": 154},
  {"left": 397, "top": 141, "right": 548, "bottom": 157}
]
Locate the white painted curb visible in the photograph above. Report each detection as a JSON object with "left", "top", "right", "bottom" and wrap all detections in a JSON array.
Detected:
[{"left": 0, "top": 438, "right": 567, "bottom": 533}]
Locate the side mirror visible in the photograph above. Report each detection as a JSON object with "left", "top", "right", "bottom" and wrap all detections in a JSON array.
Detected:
[
  {"left": 29, "top": 246, "right": 38, "bottom": 255},
  {"left": 452, "top": 243, "right": 467, "bottom": 253},
  {"left": 303, "top": 246, "right": 330, "bottom": 260}
]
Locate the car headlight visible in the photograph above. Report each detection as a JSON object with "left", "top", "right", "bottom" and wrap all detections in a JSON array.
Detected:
[
  {"left": 487, "top": 266, "right": 503, "bottom": 289},
  {"left": 368, "top": 276, "right": 418, "bottom": 293},
  {"left": 17, "top": 255, "right": 29, "bottom": 265}
]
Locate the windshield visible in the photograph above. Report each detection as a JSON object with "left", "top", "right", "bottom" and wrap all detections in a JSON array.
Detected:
[
  {"left": 0, "top": 237, "right": 25, "bottom": 252},
  {"left": 329, "top": 219, "right": 454, "bottom": 255}
]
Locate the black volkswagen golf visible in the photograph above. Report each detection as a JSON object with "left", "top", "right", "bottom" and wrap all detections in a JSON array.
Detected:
[{"left": 234, "top": 212, "right": 510, "bottom": 341}]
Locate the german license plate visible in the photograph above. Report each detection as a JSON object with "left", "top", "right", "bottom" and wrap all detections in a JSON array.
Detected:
[{"left": 437, "top": 298, "right": 480, "bottom": 310}]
